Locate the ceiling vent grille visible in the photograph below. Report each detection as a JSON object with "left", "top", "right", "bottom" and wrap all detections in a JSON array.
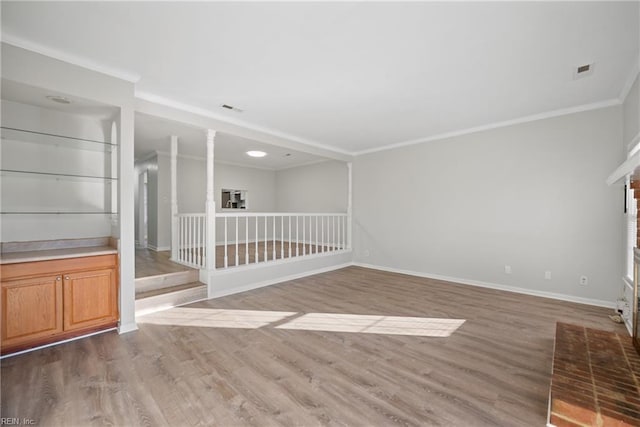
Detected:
[
  {"left": 574, "top": 63, "right": 594, "bottom": 79},
  {"left": 221, "top": 104, "right": 243, "bottom": 113}
]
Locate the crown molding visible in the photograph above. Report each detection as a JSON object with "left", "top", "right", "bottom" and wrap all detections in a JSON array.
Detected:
[
  {"left": 1, "top": 35, "right": 140, "bottom": 83},
  {"left": 353, "top": 98, "right": 622, "bottom": 156}
]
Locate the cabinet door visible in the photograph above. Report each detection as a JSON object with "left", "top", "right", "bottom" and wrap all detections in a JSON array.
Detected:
[
  {"left": 63, "top": 268, "right": 118, "bottom": 332},
  {"left": 1, "top": 275, "right": 63, "bottom": 348}
]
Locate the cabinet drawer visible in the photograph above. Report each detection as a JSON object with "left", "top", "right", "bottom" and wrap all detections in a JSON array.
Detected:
[
  {"left": 1, "top": 254, "right": 117, "bottom": 281},
  {"left": 1, "top": 275, "right": 63, "bottom": 347}
]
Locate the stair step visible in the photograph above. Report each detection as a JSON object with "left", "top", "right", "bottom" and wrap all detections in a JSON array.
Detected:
[
  {"left": 135, "top": 269, "right": 199, "bottom": 295},
  {"left": 135, "top": 282, "right": 207, "bottom": 317}
]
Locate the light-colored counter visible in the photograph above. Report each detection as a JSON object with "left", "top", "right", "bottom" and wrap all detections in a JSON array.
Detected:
[{"left": 0, "top": 237, "right": 118, "bottom": 265}]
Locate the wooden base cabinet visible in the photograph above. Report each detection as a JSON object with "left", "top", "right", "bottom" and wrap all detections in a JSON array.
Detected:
[{"left": 1, "top": 254, "right": 118, "bottom": 354}]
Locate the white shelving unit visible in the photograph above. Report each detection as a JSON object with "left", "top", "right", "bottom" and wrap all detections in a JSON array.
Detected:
[{"left": 0, "top": 126, "right": 118, "bottom": 240}]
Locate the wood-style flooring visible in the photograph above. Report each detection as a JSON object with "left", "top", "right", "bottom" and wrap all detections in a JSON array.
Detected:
[
  {"left": 135, "top": 248, "right": 193, "bottom": 278},
  {"left": 137, "top": 242, "right": 339, "bottom": 277},
  {"left": 1, "top": 266, "right": 627, "bottom": 426}
]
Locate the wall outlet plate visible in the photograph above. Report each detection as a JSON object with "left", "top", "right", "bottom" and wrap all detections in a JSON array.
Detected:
[{"left": 579, "top": 276, "right": 588, "bottom": 285}]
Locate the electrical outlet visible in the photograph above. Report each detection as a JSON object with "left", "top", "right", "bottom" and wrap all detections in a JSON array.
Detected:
[
  {"left": 579, "top": 276, "right": 588, "bottom": 286},
  {"left": 504, "top": 265, "right": 512, "bottom": 274},
  {"left": 363, "top": 249, "right": 370, "bottom": 257},
  {"left": 545, "top": 271, "right": 552, "bottom": 280}
]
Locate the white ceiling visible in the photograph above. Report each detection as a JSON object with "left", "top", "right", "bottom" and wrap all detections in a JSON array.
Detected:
[
  {"left": 2, "top": 2, "right": 638, "bottom": 154},
  {"left": 135, "top": 112, "right": 326, "bottom": 169}
]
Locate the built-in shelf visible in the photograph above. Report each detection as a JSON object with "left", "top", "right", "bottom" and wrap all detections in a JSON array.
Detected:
[
  {"left": 1, "top": 126, "right": 118, "bottom": 218},
  {"left": 0, "top": 126, "right": 117, "bottom": 152},
  {"left": 0, "top": 169, "right": 118, "bottom": 182},
  {"left": 0, "top": 212, "right": 118, "bottom": 215}
]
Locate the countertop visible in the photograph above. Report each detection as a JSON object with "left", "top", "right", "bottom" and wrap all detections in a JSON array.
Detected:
[{"left": 0, "top": 245, "right": 117, "bottom": 265}]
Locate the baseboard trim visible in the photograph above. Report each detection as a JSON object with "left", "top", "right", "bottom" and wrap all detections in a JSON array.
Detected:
[
  {"left": 352, "top": 262, "right": 616, "bottom": 309},
  {"left": 209, "top": 262, "right": 352, "bottom": 299},
  {"left": 147, "top": 245, "right": 170, "bottom": 252},
  {"left": 118, "top": 322, "right": 138, "bottom": 334}
]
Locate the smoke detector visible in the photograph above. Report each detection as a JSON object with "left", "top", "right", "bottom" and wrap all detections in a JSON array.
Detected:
[{"left": 573, "top": 63, "right": 594, "bottom": 80}]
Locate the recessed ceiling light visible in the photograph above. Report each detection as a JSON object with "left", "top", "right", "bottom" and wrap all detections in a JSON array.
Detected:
[
  {"left": 46, "top": 95, "right": 72, "bottom": 104},
  {"left": 246, "top": 150, "right": 267, "bottom": 158}
]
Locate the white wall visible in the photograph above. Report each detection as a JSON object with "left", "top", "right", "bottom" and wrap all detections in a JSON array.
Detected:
[
  {"left": 1, "top": 100, "right": 115, "bottom": 242},
  {"left": 624, "top": 75, "right": 639, "bottom": 147},
  {"left": 275, "top": 160, "right": 348, "bottom": 212},
  {"left": 353, "top": 106, "right": 624, "bottom": 305},
  {"left": 134, "top": 153, "right": 278, "bottom": 249}
]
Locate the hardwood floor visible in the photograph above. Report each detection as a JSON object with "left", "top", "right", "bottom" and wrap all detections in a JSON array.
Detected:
[
  {"left": 1, "top": 266, "right": 627, "bottom": 426},
  {"left": 135, "top": 248, "right": 193, "bottom": 278}
]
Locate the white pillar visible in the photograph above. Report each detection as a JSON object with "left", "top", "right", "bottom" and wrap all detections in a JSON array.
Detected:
[
  {"left": 205, "top": 129, "right": 216, "bottom": 272},
  {"left": 170, "top": 136, "right": 179, "bottom": 261},
  {"left": 347, "top": 161, "right": 353, "bottom": 250},
  {"left": 117, "top": 107, "right": 137, "bottom": 334}
]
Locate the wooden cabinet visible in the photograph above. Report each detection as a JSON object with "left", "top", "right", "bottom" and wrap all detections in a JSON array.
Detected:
[
  {"left": 2, "top": 275, "right": 63, "bottom": 348},
  {"left": 1, "top": 254, "right": 118, "bottom": 354}
]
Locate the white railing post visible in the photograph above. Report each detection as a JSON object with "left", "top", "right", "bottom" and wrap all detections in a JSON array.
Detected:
[
  {"left": 347, "top": 162, "right": 353, "bottom": 250},
  {"left": 205, "top": 129, "right": 216, "bottom": 271},
  {"left": 170, "top": 136, "right": 179, "bottom": 261}
]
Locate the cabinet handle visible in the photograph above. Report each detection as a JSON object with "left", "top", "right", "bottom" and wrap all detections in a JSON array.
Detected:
[
  {"left": 64, "top": 276, "right": 70, "bottom": 280},
  {"left": 56, "top": 276, "right": 61, "bottom": 281}
]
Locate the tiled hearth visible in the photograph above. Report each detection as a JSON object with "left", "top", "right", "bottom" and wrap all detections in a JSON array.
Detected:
[{"left": 549, "top": 323, "right": 640, "bottom": 426}]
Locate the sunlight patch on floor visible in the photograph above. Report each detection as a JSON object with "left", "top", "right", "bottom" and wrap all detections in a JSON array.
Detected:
[
  {"left": 138, "top": 307, "right": 297, "bottom": 328},
  {"left": 276, "top": 313, "right": 466, "bottom": 337},
  {"left": 138, "top": 307, "right": 465, "bottom": 337}
]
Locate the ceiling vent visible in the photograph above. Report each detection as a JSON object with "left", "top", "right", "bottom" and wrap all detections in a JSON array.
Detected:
[
  {"left": 573, "top": 63, "right": 594, "bottom": 80},
  {"left": 221, "top": 104, "right": 243, "bottom": 113}
]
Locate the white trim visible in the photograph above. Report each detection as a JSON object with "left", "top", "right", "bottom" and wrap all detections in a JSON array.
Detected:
[
  {"left": 135, "top": 91, "right": 353, "bottom": 157},
  {"left": 606, "top": 150, "right": 640, "bottom": 185},
  {"left": 213, "top": 248, "right": 352, "bottom": 273},
  {"left": 147, "top": 244, "right": 170, "bottom": 252},
  {"left": 354, "top": 99, "right": 621, "bottom": 156},
  {"left": 208, "top": 262, "right": 352, "bottom": 299},
  {"left": 118, "top": 322, "right": 138, "bottom": 334},
  {"left": 0, "top": 327, "right": 118, "bottom": 359},
  {"left": 627, "top": 130, "right": 640, "bottom": 154},
  {"left": 216, "top": 212, "right": 346, "bottom": 218},
  {"left": 353, "top": 262, "right": 616, "bottom": 309},
  {"left": 2, "top": 36, "right": 140, "bottom": 83},
  {"left": 619, "top": 56, "right": 640, "bottom": 102}
]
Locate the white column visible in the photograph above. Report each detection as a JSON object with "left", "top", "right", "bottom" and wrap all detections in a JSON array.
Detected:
[
  {"left": 347, "top": 162, "right": 353, "bottom": 250},
  {"left": 117, "top": 107, "right": 137, "bottom": 334},
  {"left": 205, "top": 129, "right": 216, "bottom": 272},
  {"left": 170, "top": 135, "right": 179, "bottom": 261}
]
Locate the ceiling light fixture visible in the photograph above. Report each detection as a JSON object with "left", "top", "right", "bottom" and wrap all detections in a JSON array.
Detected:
[
  {"left": 46, "top": 95, "right": 72, "bottom": 104},
  {"left": 246, "top": 150, "right": 267, "bottom": 158}
]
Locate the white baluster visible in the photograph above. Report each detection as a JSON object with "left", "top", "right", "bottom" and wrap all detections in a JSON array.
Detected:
[
  {"left": 296, "top": 216, "right": 299, "bottom": 257},
  {"left": 333, "top": 215, "right": 336, "bottom": 251},
  {"left": 224, "top": 216, "right": 228, "bottom": 268},
  {"left": 272, "top": 215, "right": 276, "bottom": 260},
  {"left": 288, "top": 216, "right": 292, "bottom": 258},
  {"left": 280, "top": 216, "right": 284, "bottom": 259},
  {"left": 315, "top": 215, "right": 318, "bottom": 254},
  {"left": 255, "top": 216, "right": 259, "bottom": 263},
  {"left": 245, "top": 216, "right": 249, "bottom": 265},
  {"left": 234, "top": 216, "right": 238, "bottom": 267},
  {"left": 264, "top": 216, "right": 268, "bottom": 262},
  {"left": 303, "top": 216, "right": 306, "bottom": 256}
]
